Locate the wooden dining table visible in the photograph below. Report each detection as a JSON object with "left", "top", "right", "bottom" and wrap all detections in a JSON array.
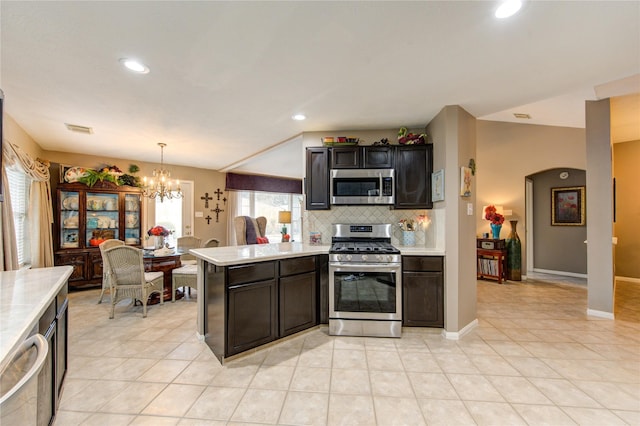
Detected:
[{"left": 143, "top": 251, "right": 182, "bottom": 304}]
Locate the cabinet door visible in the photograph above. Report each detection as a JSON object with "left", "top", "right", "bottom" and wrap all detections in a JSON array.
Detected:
[
  {"left": 86, "top": 191, "right": 119, "bottom": 246},
  {"left": 402, "top": 271, "right": 443, "bottom": 327},
  {"left": 88, "top": 251, "right": 104, "bottom": 281},
  {"left": 279, "top": 271, "right": 317, "bottom": 337},
  {"left": 394, "top": 145, "right": 433, "bottom": 209},
  {"left": 305, "top": 148, "right": 330, "bottom": 210},
  {"left": 55, "top": 252, "right": 87, "bottom": 283},
  {"left": 363, "top": 146, "right": 393, "bottom": 168},
  {"left": 124, "top": 193, "right": 142, "bottom": 245},
  {"left": 37, "top": 322, "right": 56, "bottom": 426},
  {"left": 331, "top": 146, "right": 360, "bottom": 168},
  {"left": 227, "top": 279, "right": 277, "bottom": 356},
  {"left": 59, "top": 190, "right": 80, "bottom": 249},
  {"left": 55, "top": 297, "right": 68, "bottom": 407}
]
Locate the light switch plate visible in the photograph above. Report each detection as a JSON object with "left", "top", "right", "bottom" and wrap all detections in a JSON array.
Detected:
[
  {"left": 467, "top": 203, "right": 473, "bottom": 215},
  {"left": 195, "top": 211, "right": 203, "bottom": 217}
]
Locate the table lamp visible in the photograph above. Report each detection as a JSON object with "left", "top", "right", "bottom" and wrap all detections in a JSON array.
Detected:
[{"left": 278, "top": 211, "right": 292, "bottom": 242}]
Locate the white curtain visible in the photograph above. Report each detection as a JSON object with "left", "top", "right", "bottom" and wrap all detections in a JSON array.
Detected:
[
  {"left": 226, "top": 190, "right": 239, "bottom": 246},
  {"left": 2, "top": 139, "right": 54, "bottom": 269},
  {"left": 1, "top": 166, "right": 18, "bottom": 270}
]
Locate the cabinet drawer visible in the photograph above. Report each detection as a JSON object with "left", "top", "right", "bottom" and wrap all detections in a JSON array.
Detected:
[
  {"left": 228, "top": 261, "right": 276, "bottom": 286},
  {"left": 280, "top": 256, "right": 316, "bottom": 277},
  {"left": 403, "top": 256, "right": 443, "bottom": 272}
]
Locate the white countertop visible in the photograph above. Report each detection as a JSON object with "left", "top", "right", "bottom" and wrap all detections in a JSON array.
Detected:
[
  {"left": 0, "top": 266, "right": 73, "bottom": 366},
  {"left": 191, "top": 242, "right": 444, "bottom": 266}
]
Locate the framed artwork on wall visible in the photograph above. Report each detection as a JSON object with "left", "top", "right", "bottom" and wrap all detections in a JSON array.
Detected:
[
  {"left": 432, "top": 169, "right": 444, "bottom": 202},
  {"left": 460, "top": 166, "right": 471, "bottom": 197},
  {"left": 552, "top": 186, "right": 585, "bottom": 225}
]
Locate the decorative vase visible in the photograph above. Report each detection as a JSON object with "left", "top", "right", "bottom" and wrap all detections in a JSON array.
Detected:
[
  {"left": 402, "top": 230, "right": 416, "bottom": 246},
  {"left": 490, "top": 223, "right": 502, "bottom": 239},
  {"left": 152, "top": 235, "right": 165, "bottom": 249},
  {"left": 505, "top": 220, "right": 522, "bottom": 281}
]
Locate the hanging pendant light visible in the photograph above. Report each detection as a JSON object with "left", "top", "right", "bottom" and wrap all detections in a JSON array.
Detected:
[{"left": 142, "top": 143, "right": 182, "bottom": 202}]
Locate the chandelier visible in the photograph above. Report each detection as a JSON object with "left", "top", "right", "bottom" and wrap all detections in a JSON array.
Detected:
[{"left": 142, "top": 143, "right": 182, "bottom": 202}]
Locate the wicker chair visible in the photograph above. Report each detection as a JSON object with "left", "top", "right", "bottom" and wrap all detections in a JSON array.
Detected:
[
  {"left": 103, "top": 246, "right": 164, "bottom": 318},
  {"left": 202, "top": 238, "right": 220, "bottom": 248},
  {"left": 177, "top": 236, "right": 201, "bottom": 265},
  {"left": 234, "top": 216, "right": 267, "bottom": 245},
  {"left": 97, "top": 239, "right": 125, "bottom": 304},
  {"left": 171, "top": 264, "right": 197, "bottom": 302}
]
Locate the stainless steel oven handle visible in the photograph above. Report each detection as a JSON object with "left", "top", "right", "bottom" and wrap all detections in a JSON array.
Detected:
[{"left": 329, "top": 263, "right": 400, "bottom": 273}]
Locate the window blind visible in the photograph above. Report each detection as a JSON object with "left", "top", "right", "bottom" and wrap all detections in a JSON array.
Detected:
[{"left": 6, "top": 167, "right": 31, "bottom": 267}]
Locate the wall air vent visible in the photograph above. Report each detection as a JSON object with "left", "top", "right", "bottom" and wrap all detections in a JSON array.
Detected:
[
  {"left": 513, "top": 113, "right": 531, "bottom": 119},
  {"left": 65, "top": 123, "right": 94, "bottom": 134}
]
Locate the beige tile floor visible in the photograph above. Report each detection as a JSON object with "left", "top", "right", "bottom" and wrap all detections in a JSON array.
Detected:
[{"left": 54, "top": 277, "right": 640, "bottom": 425}]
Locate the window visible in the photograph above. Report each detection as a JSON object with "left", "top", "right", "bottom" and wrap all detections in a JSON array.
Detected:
[
  {"left": 237, "top": 191, "right": 302, "bottom": 242},
  {"left": 6, "top": 166, "right": 31, "bottom": 267}
]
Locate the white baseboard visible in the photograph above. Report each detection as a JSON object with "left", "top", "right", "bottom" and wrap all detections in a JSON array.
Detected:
[
  {"left": 532, "top": 268, "right": 587, "bottom": 279},
  {"left": 442, "top": 319, "right": 478, "bottom": 340},
  {"left": 615, "top": 276, "right": 640, "bottom": 284},
  {"left": 586, "top": 309, "right": 614, "bottom": 320}
]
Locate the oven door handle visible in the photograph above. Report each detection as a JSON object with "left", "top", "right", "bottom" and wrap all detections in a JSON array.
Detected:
[{"left": 330, "top": 263, "right": 400, "bottom": 273}]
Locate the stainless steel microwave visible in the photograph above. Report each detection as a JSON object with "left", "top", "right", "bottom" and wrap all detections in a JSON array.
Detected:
[{"left": 330, "top": 169, "right": 394, "bottom": 205}]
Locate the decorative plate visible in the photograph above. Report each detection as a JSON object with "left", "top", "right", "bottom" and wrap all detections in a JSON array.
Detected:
[{"left": 64, "top": 166, "right": 89, "bottom": 183}]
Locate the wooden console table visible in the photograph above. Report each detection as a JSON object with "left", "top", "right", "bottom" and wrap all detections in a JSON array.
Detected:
[
  {"left": 477, "top": 248, "right": 507, "bottom": 283},
  {"left": 144, "top": 253, "right": 182, "bottom": 303}
]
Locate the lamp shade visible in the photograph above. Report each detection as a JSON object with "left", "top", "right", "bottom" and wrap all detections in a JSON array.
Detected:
[{"left": 278, "top": 211, "right": 292, "bottom": 224}]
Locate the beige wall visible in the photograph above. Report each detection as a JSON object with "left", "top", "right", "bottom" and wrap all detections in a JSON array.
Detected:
[
  {"left": 4, "top": 114, "right": 43, "bottom": 160},
  {"left": 476, "top": 121, "right": 586, "bottom": 273},
  {"left": 613, "top": 140, "right": 640, "bottom": 279}
]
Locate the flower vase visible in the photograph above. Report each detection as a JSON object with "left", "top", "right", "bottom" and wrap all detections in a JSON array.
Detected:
[
  {"left": 490, "top": 223, "right": 502, "bottom": 239},
  {"left": 402, "top": 230, "right": 416, "bottom": 246},
  {"left": 505, "top": 220, "right": 522, "bottom": 281}
]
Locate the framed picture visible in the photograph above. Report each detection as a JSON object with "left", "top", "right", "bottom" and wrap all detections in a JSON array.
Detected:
[
  {"left": 460, "top": 166, "right": 472, "bottom": 197},
  {"left": 59, "top": 164, "right": 73, "bottom": 183},
  {"left": 552, "top": 186, "right": 585, "bottom": 225},
  {"left": 432, "top": 169, "right": 445, "bottom": 202}
]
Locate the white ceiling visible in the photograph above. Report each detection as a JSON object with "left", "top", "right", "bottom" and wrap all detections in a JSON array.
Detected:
[{"left": 2, "top": 1, "right": 639, "bottom": 179}]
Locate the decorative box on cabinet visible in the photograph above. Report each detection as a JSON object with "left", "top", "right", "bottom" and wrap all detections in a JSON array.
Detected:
[{"left": 54, "top": 181, "right": 143, "bottom": 290}]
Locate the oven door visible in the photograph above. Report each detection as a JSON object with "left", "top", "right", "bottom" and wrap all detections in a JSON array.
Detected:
[{"left": 329, "top": 262, "right": 402, "bottom": 321}]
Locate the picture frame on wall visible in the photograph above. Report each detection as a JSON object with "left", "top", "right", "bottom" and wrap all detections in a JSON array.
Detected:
[
  {"left": 460, "top": 166, "right": 472, "bottom": 197},
  {"left": 552, "top": 186, "right": 585, "bottom": 226},
  {"left": 432, "top": 169, "right": 445, "bottom": 202}
]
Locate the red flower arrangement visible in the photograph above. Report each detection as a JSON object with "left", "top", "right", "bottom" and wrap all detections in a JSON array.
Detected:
[
  {"left": 147, "top": 225, "right": 170, "bottom": 237},
  {"left": 484, "top": 205, "right": 505, "bottom": 225}
]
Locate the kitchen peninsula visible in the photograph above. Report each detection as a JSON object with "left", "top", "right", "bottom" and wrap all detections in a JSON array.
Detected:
[{"left": 191, "top": 242, "right": 445, "bottom": 364}]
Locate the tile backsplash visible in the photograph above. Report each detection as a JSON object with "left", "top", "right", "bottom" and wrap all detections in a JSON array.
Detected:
[{"left": 303, "top": 206, "right": 444, "bottom": 248}]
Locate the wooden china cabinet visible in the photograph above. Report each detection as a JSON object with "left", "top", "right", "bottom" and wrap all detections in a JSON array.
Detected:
[{"left": 53, "top": 181, "right": 144, "bottom": 290}]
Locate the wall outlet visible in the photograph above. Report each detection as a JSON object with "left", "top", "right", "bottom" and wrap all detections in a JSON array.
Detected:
[
  {"left": 467, "top": 203, "right": 473, "bottom": 216},
  {"left": 195, "top": 211, "right": 204, "bottom": 218}
]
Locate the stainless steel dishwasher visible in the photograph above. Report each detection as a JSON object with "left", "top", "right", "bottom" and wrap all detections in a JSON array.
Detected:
[{"left": 0, "top": 334, "right": 49, "bottom": 425}]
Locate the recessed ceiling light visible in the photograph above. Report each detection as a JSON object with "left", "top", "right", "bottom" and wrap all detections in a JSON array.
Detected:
[
  {"left": 495, "top": 0, "right": 522, "bottom": 19},
  {"left": 513, "top": 113, "right": 531, "bottom": 119},
  {"left": 119, "top": 58, "right": 150, "bottom": 74},
  {"left": 292, "top": 114, "right": 306, "bottom": 121}
]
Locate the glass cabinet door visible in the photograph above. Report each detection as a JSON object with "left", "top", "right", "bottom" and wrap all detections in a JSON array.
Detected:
[
  {"left": 60, "top": 191, "right": 80, "bottom": 248},
  {"left": 124, "top": 194, "right": 141, "bottom": 245},
  {"left": 86, "top": 192, "right": 119, "bottom": 247}
]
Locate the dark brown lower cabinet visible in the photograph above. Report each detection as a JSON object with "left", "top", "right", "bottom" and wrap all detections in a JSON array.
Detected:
[
  {"left": 280, "top": 271, "right": 316, "bottom": 337},
  {"left": 226, "top": 279, "right": 277, "bottom": 357},
  {"left": 402, "top": 256, "right": 444, "bottom": 327}
]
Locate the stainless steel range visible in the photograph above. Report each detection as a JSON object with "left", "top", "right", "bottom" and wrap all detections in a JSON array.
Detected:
[{"left": 329, "top": 223, "right": 402, "bottom": 338}]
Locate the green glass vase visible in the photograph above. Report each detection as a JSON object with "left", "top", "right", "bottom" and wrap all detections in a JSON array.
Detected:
[{"left": 506, "top": 220, "right": 522, "bottom": 281}]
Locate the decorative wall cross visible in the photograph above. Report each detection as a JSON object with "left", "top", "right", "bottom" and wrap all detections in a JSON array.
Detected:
[
  {"left": 211, "top": 203, "right": 224, "bottom": 223},
  {"left": 214, "top": 188, "right": 224, "bottom": 200},
  {"left": 201, "top": 192, "right": 213, "bottom": 208},
  {"left": 204, "top": 215, "right": 212, "bottom": 225}
]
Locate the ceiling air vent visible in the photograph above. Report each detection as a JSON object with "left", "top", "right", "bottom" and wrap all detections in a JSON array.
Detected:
[
  {"left": 513, "top": 113, "right": 531, "bottom": 119},
  {"left": 65, "top": 123, "right": 94, "bottom": 134}
]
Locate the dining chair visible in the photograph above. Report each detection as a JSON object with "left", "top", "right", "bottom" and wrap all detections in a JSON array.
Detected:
[
  {"left": 97, "top": 239, "right": 125, "bottom": 304},
  {"left": 102, "top": 246, "right": 164, "bottom": 318},
  {"left": 202, "top": 237, "right": 220, "bottom": 248},
  {"left": 177, "top": 236, "right": 202, "bottom": 265}
]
